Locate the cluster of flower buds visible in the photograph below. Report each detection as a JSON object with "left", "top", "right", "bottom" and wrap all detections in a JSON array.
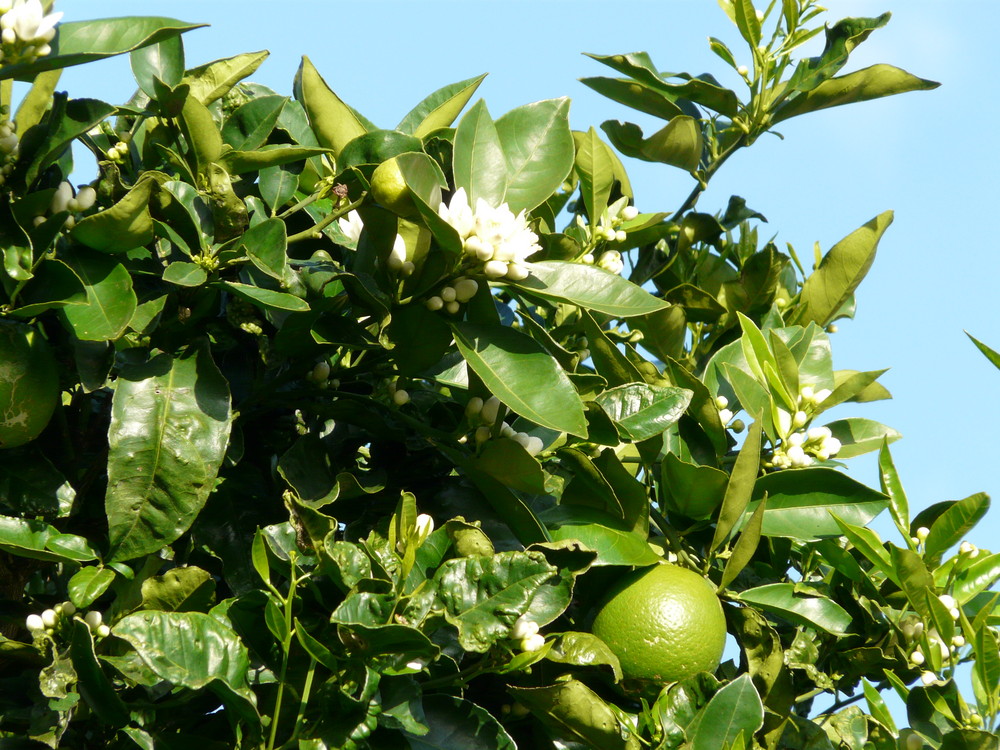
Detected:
[
  {"left": 578, "top": 201, "right": 638, "bottom": 255},
  {"left": 106, "top": 140, "right": 129, "bottom": 162},
  {"left": 438, "top": 187, "right": 540, "bottom": 281},
  {"left": 511, "top": 614, "right": 545, "bottom": 652},
  {"left": 769, "top": 426, "right": 842, "bottom": 469},
  {"left": 908, "top": 593, "right": 967, "bottom": 686},
  {"left": 26, "top": 602, "right": 110, "bottom": 639},
  {"left": 465, "top": 395, "right": 544, "bottom": 456},
  {"left": 425, "top": 276, "right": 479, "bottom": 314},
  {"left": 714, "top": 396, "right": 745, "bottom": 433},
  {"left": 37, "top": 180, "right": 97, "bottom": 229},
  {"left": 306, "top": 360, "right": 339, "bottom": 390},
  {"left": 387, "top": 234, "right": 415, "bottom": 276},
  {"left": 0, "top": 112, "right": 18, "bottom": 185},
  {"left": 0, "top": 0, "right": 61, "bottom": 65}
]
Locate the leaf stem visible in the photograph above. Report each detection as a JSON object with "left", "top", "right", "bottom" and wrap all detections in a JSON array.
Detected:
[{"left": 286, "top": 193, "right": 366, "bottom": 245}]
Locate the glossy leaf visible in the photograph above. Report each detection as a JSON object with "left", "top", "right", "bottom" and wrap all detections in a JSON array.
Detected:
[
  {"left": 510, "top": 680, "right": 639, "bottom": 750},
  {"left": 545, "top": 631, "right": 623, "bottom": 682},
  {"left": 749, "top": 467, "right": 888, "bottom": 539},
  {"left": 774, "top": 64, "right": 940, "bottom": 123},
  {"left": 130, "top": 34, "right": 184, "bottom": 99},
  {"left": 967, "top": 331, "right": 1000, "bottom": 373},
  {"left": 452, "top": 321, "right": 587, "bottom": 437},
  {"left": 25, "top": 97, "right": 117, "bottom": 186},
  {"left": 0, "top": 514, "right": 98, "bottom": 563},
  {"left": 0, "top": 18, "right": 206, "bottom": 81},
  {"left": 513, "top": 261, "right": 669, "bottom": 317},
  {"left": 689, "top": 674, "right": 764, "bottom": 750},
  {"left": 737, "top": 583, "right": 852, "bottom": 635},
  {"left": 338, "top": 129, "right": 423, "bottom": 170},
  {"left": 111, "top": 610, "right": 252, "bottom": 698},
  {"left": 541, "top": 506, "right": 660, "bottom": 567},
  {"left": 140, "top": 566, "right": 215, "bottom": 612},
  {"left": 218, "top": 280, "right": 310, "bottom": 312},
  {"left": 793, "top": 211, "right": 893, "bottom": 327},
  {"left": 72, "top": 177, "right": 156, "bottom": 253},
  {"left": 106, "top": 348, "right": 231, "bottom": 561},
  {"left": 404, "top": 694, "right": 515, "bottom": 750},
  {"left": 59, "top": 252, "right": 137, "bottom": 341},
  {"left": 470, "top": 438, "right": 546, "bottom": 495},
  {"left": 221, "top": 95, "right": 286, "bottom": 151},
  {"left": 398, "top": 73, "right": 487, "bottom": 137},
  {"left": 182, "top": 51, "right": 269, "bottom": 105},
  {"left": 825, "top": 417, "right": 901, "bottom": 458},
  {"left": 953, "top": 553, "right": 1000, "bottom": 605},
  {"left": 878, "top": 440, "right": 910, "bottom": 538},
  {"left": 294, "top": 56, "right": 368, "bottom": 156},
  {"left": 69, "top": 621, "right": 129, "bottom": 728},
  {"left": 661, "top": 453, "right": 728, "bottom": 520},
  {"left": 68, "top": 566, "right": 115, "bottom": 608},
  {"left": 711, "top": 421, "right": 762, "bottom": 553},
  {"left": 495, "top": 98, "right": 575, "bottom": 213},
  {"left": 453, "top": 99, "right": 508, "bottom": 207},
  {"left": 573, "top": 127, "right": 615, "bottom": 221},
  {"left": 580, "top": 76, "right": 685, "bottom": 121},
  {"left": 593, "top": 382, "right": 691, "bottom": 442},
  {"left": 601, "top": 117, "right": 702, "bottom": 171},
  {"left": 218, "top": 144, "right": 329, "bottom": 174},
  {"left": 434, "top": 551, "right": 557, "bottom": 652},
  {"left": 925, "top": 493, "right": 990, "bottom": 565},
  {"left": 720, "top": 496, "right": 765, "bottom": 592}
]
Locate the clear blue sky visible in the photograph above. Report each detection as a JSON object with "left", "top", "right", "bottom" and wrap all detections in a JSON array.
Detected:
[{"left": 54, "top": 0, "right": 999, "bottom": 548}]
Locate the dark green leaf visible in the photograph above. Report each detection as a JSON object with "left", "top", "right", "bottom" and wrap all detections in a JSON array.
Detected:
[
  {"left": 218, "top": 280, "right": 310, "bottom": 312},
  {"left": 452, "top": 321, "right": 587, "bottom": 437},
  {"left": 495, "top": 98, "right": 575, "bottom": 213},
  {"left": 294, "top": 55, "right": 367, "bottom": 156},
  {"left": 183, "top": 51, "right": 269, "bottom": 105},
  {"left": 737, "top": 583, "right": 852, "bottom": 635},
  {"left": 711, "top": 421, "right": 762, "bottom": 553},
  {"left": 925, "top": 493, "right": 990, "bottom": 565},
  {"left": 0, "top": 514, "right": 98, "bottom": 563},
  {"left": 130, "top": 34, "right": 184, "bottom": 99},
  {"left": 404, "top": 695, "right": 515, "bottom": 750},
  {"left": 967, "top": 331, "right": 1000, "bottom": 373},
  {"left": 825, "top": 417, "right": 901, "bottom": 458},
  {"left": 68, "top": 566, "right": 115, "bottom": 608},
  {"left": 162, "top": 261, "right": 207, "bottom": 287},
  {"left": 140, "top": 566, "right": 215, "bottom": 612},
  {"left": 513, "top": 260, "right": 669, "bottom": 317},
  {"left": 398, "top": 73, "right": 487, "bottom": 137},
  {"left": 601, "top": 117, "right": 702, "bottom": 171},
  {"left": 106, "top": 348, "right": 231, "bottom": 561},
  {"left": 453, "top": 99, "right": 507, "bottom": 206},
  {"left": 540, "top": 506, "right": 660, "bottom": 567},
  {"left": 593, "top": 382, "right": 691, "bottom": 442},
  {"left": 221, "top": 95, "right": 286, "bottom": 151},
  {"left": 689, "top": 674, "right": 764, "bottom": 750},
  {"left": 661, "top": 453, "right": 728, "bottom": 520},
  {"left": 69, "top": 621, "right": 129, "bottom": 727}
]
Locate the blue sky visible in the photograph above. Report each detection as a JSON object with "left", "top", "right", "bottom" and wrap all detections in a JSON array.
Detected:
[{"left": 54, "top": 0, "right": 997, "bottom": 545}]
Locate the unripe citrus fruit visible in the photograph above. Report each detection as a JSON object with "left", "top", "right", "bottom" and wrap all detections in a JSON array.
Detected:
[
  {"left": 370, "top": 157, "right": 418, "bottom": 217},
  {"left": 591, "top": 563, "right": 726, "bottom": 683},
  {"left": 0, "top": 321, "right": 59, "bottom": 449}
]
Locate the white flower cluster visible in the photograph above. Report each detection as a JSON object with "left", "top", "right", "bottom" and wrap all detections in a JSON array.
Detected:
[
  {"left": 438, "top": 187, "right": 540, "bottom": 281},
  {"left": 575, "top": 201, "right": 637, "bottom": 275},
  {"left": 715, "top": 396, "right": 746, "bottom": 435},
  {"left": 769, "top": 426, "right": 842, "bottom": 469},
  {"left": 909, "top": 593, "right": 967, "bottom": 686},
  {"left": 26, "top": 602, "right": 110, "bottom": 639},
  {"left": 511, "top": 614, "right": 545, "bottom": 652},
  {"left": 0, "top": 0, "right": 61, "bottom": 65},
  {"left": 466, "top": 395, "right": 543, "bottom": 457},
  {"left": 425, "top": 276, "right": 478, "bottom": 314}
]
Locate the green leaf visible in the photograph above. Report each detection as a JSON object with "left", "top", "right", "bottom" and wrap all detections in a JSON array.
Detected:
[
  {"left": 72, "top": 178, "right": 156, "bottom": 253},
  {"left": 593, "top": 382, "right": 691, "bottom": 442},
  {"left": 24, "top": 96, "right": 117, "bottom": 186},
  {"left": 338, "top": 129, "right": 423, "bottom": 170},
  {"left": 512, "top": 261, "right": 670, "bottom": 317},
  {"left": 258, "top": 163, "right": 301, "bottom": 214},
  {"left": 294, "top": 55, "right": 368, "bottom": 156},
  {"left": 793, "top": 211, "right": 893, "bottom": 327},
  {"left": 0, "top": 514, "right": 98, "bottom": 563},
  {"left": 452, "top": 321, "right": 587, "bottom": 437},
  {"left": 719, "top": 496, "right": 765, "bottom": 592},
  {"left": 161, "top": 261, "right": 206, "bottom": 287},
  {"left": 140, "top": 566, "right": 215, "bottom": 612},
  {"left": 661, "top": 454, "right": 728, "bottom": 520},
  {"left": 737, "top": 583, "right": 852, "bottom": 635},
  {"left": 925, "top": 493, "right": 990, "bottom": 565},
  {"left": 774, "top": 65, "right": 940, "bottom": 124},
  {"left": 891, "top": 546, "right": 934, "bottom": 620},
  {"left": 546, "top": 631, "right": 623, "bottom": 682},
  {"left": 404, "top": 694, "right": 515, "bottom": 750},
  {"left": 434, "top": 551, "right": 557, "bottom": 652},
  {"left": 218, "top": 280, "right": 310, "bottom": 312},
  {"left": 509, "top": 680, "right": 639, "bottom": 750},
  {"left": 453, "top": 99, "right": 508, "bottom": 207},
  {"left": 58, "top": 251, "right": 136, "bottom": 341},
  {"left": 953, "top": 553, "right": 1000, "bottom": 605},
  {"left": 0, "top": 17, "right": 206, "bottom": 82},
  {"left": 106, "top": 348, "right": 232, "bottom": 561},
  {"left": 470, "top": 438, "right": 546, "bottom": 495},
  {"left": 579, "top": 77, "right": 684, "bottom": 121},
  {"left": 130, "top": 34, "right": 184, "bottom": 99},
  {"left": 879, "top": 440, "right": 910, "bottom": 538},
  {"left": 733, "top": 0, "right": 762, "bottom": 46},
  {"left": 967, "top": 331, "right": 1000, "bottom": 373},
  {"left": 111, "top": 610, "right": 252, "bottom": 699},
  {"left": 398, "top": 73, "right": 487, "bottom": 138},
  {"left": 573, "top": 127, "right": 616, "bottom": 221},
  {"left": 601, "top": 117, "right": 702, "bottom": 171},
  {"left": 221, "top": 95, "right": 286, "bottom": 151},
  {"left": 711, "top": 421, "right": 762, "bottom": 553},
  {"left": 495, "top": 98, "right": 575, "bottom": 213},
  {"left": 217, "top": 144, "right": 329, "bottom": 175},
  {"left": 69, "top": 621, "right": 129, "bottom": 728},
  {"left": 690, "top": 674, "right": 764, "bottom": 750},
  {"left": 540, "top": 506, "right": 660, "bottom": 567},
  {"left": 15, "top": 69, "right": 61, "bottom": 135},
  {"left": 862, "top": 678, "right": 897, "bottom": 734},
  {"left": 749, "top": 468, "right": 888, "bottom": 540},
  {"left": 182, "top": 51, "right": 269, "bottom": 105},
  {"left": 68, "top": 566, "right": 115, "bottom": 608},
  {"left": 825, "top": 417, "right": 901, "bottom": 458}
]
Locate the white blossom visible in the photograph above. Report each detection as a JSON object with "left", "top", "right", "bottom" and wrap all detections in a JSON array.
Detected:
[
  {"left": 621, "top": 205, "right": 639, "bottom": 221},
  {"left": 511, "top": 615, "right": 539, "bottom": 640},
  {"left": 520, "top": 632, "right": 545, "bottom": 652},
  {"left": 26, "top": 613, "right": 44, "bottom": 631},
  {"left": 337, "top": 210, "right": 364, "bottom": 244}
]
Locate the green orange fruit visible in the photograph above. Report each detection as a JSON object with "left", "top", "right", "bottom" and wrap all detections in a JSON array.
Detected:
[
  {"left": 591, "top": 563, "right": 727, "bottom": 683},
  {"left": 370, "top": 157, "right": 418, "bottom": 217},
  {"left": 0, "top": 321, "right": 59, "bottom": 449}
]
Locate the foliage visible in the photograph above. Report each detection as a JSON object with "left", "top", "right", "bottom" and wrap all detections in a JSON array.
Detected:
[{"left": 0, "top": 1, "right": 996, "bottom": 749}]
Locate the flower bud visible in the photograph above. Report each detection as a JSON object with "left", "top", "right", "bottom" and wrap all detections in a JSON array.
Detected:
[
  {"left": 715, "top": 395, "right": 729, "bottom": 409},
  {"left": 440, "top": 286, "right": 457, "bottom": 303},
  {"left": 916, "top": 526, "right": 930, "bottom": 542},
  {"left": 730, "top": 419, "right": 745, "bottom": 433},
  {"left": 50, "top": 181, "right": 73, "bottom": 214},
  {"left": 499, "top": 422, "right": 516, "bottom": 438},
  {"left": 511, "top": 615, "right": 539, "bottom": 640},
  {"left": 85, "top": 611, "right": 102, "bottom": 629},
  {"left": 621, "top": 205, "right": 638, "bottom": 221},
  {"left": 920, "top": 671, "right": 937, "bottom": 686},
  {"left": 405, "top": 658, "right": 428, "bottom": 671},
  {"left": 718, "top": 408, "right": 733, "bottom": 424},
  {"left": 60, "top": 601, "right": 76, "bottom": 616},
  {"left": 582, "top": 253, "right": 594, "bottom": 264},
  {"left": 614, "top": 230, "right": 627, "bottom": 243},
  {"left": 97, "top": 624, "right": 111, "bottom": 638},
  {"left": 414, "top": 513, "right": 434, "bottom": 540},
  {"left": 392, "top": 389, "right": 410, "bottom": 406},
  {"left": 952, "top": 635, "right": 966, "bottom": 648},
  {"left": 813, "top": 389, "right": 832, "bottom": 404},
  {"left": 463, "top": 235, "right": 485, "bottom": 257},
  {"left": 425, "top": 296, "right": 444, "bottom": 311},
  {"left": 520, "top": 633, "right": 545, "bottom": 652},
  {"left": 484, "top": 260, "right": 508, "bottom": 278},
  {"left": 938, "top": 594, "right": 957, "bottom": 610},
  {"left": 524, "top": 436, "right": 544, "bottom": 456},
  {"left": 505, "top": 263, "right": 529, "bottom": 281},
  {"left": 480, "top": 396, "right": 501, "bottom": 425},
  {"left": 41, "top": 609, "right": 58, "bottom": 628},
  {"left": 474, "top": 426, "right": 492, "bottom": 444},
  {"left": 310, "top": 361, "right": 330, "bottom": 382},
  {"left": 960, "top": 541, "right": 978, "bottom": 556},
  {"left": 787, "top": 432, "right": 805, "bottom": 447},
  {"left": 465, "top": 396, "right": 484, "bottom": 419},
  {"left": 737, "top": 65, "right": 749, "bottom": 77},
  {"left": 792, "top": 410, "right": 808, "bottom": 428},
  {"left": 910, "top": 649, "right": 925, "bottom": 665},
  {"left": 454, "top": 278, "right": 479, "bottom": 302},
  {"left": 26, "top": 614, "right": 44, "bottom": 631}
]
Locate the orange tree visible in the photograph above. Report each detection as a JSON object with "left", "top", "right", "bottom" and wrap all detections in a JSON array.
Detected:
[{"left": 1, "top": 1, "right": 997, "bottom": 748}]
